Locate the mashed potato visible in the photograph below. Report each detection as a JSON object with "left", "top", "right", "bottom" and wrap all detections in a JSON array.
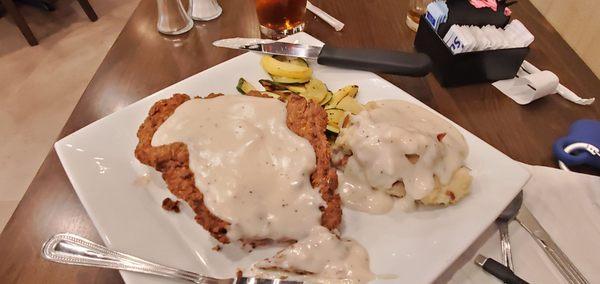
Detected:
[{"left": 333, "top": 99, "right": 472, "bottom": 213}]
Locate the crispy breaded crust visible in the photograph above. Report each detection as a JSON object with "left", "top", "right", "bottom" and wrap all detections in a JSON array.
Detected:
[
  {"left": 285, "top": 95, "right": 341, "bottom": 231},
  {"left": 135, "top": 93, "right": 341, "bottom": 244},
  {"left": 135, "top": 93, "right": 231, "bottom": 243}
]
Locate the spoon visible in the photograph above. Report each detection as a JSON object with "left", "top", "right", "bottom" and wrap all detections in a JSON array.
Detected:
[
  {"left": 41, "top": 233, "right": 301, "bottom": 283},
  {"left": 495, "top": 191, "right": 523, "bottom": 271}
]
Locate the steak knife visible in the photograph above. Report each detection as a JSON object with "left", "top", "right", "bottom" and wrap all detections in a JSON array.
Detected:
[{"left": 213, "top": 38, "right": 431, "bottom": 77}]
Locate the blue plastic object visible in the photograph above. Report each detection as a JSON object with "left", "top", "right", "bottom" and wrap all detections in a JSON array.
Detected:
[{"left": 553, "top": 119, "right": 600, "bottom": 169}]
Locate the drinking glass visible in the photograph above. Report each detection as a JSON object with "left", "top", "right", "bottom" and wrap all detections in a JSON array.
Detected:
[{"left": 255, "top": 0, "right": 307, "bottom": 39}]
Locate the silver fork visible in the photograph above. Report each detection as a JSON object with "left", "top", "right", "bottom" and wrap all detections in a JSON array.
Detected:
[
  {"left": 495, "top": 191, "right": 523, "bottom": 271},
  {"left": 41, "top": 233, "right": 300, "bottom": 284}
]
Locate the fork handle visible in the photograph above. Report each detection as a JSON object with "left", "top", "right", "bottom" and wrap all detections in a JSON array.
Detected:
[
  {"left": 41, "top": 233, "right": 222, "bottom": 284},
  {"left": 497, "top": 221, "right": 514, "bottom": 271}
]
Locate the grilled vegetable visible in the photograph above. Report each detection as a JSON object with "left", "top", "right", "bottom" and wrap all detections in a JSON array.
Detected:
[
  {"left": 303, "top": 79, "right": 328, "bottom": 103},
  {"left": 259, "top": 79, "right": 307, "bottom": 95},
  {"left": 270, "top": 75, "right": 311, "bottom": 84},
  {"left": 320, "top": 91, "right": 333, "bottom": 106},
  {"left": 336, "top": 96, "right": 364, "bottom": 114},
  {"left": 261, "top": 56, "right": 312, "bottom": 80},
  {"left": 236, "top": 78, "right": 257, "bottom": 94},
  {"left": 326, "top": 124, "right": 340, "bottom": 134},
  {"left": 272, "top": 56, "right": 309, "bottom": 67},
  {"left": 261, "top": 91, "right": 281, "bottom": 100},
  {"left": 272, "top": 90, "right": 295, "bottom": 101},
  {"left": 330, "top": 85, "right": 359, "bottom": 106},
  {"left": 259, "top": 79, "right": 289, "bottom": 91},
  {"left": 326, "top": 109, "right": 345, "bottom": 127},
  {"left": 287, "top": 85, "right": 307, "bottom": 94}
]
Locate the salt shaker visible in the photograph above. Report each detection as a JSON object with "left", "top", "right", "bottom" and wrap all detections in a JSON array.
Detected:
[
  {"left": 156, "top": 0, "right": 194, "bottom": 35},
  {"left": 192, "top": 0, "right": 222, "bottom": 21}
]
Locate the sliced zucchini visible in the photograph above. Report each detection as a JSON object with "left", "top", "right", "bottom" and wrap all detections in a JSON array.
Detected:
[
  {"left": 287, "top": 85, "right": 307, "bottom": 94},
  {"left": 337, "top": 96, "right": 364, "bottom": 114},
  {"left": 303, "top": 79, "right": 328, "bottom": 103},
  {"left": 330, "top": 85, "right": 359, "bottom": 106},
  {"left": 259, "top": 79, "right": 288, "bottom": 91},
  {"left": 261, "top": 56, "right": 312, "bottom": 79},
  {"left": 271, "top": 74, "right": 311, "bottom": 84},
  {"left": 320, "top": 91, "right": 333, "bottom": 106},
  {"left": 326, "top": 124, "right": 340, "bottom": 134},
  {"left": 260, "top": 91, "right": 281, "bottom": 100},
  {"left": 345, "top": 85, "right": 359, "bottom": 98},
  {"left": 236, "top": 78, "right": 257, "bottom": 94},
  {"left": 273, "top": 90, "right": 294, "bottom": 101},
  {"left": 339, "top": 112, "right": 351, "bottom": 129},
  {"left": 325, "top": 108, "right": 346, "bottom": 127},
  {"left": 273, "top": 56, "right": 309, "bottom": 67}
]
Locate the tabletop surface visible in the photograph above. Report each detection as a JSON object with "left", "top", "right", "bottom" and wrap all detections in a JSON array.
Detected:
[{"left": 1, "top": 0, "right": 599, "bottom": 283}]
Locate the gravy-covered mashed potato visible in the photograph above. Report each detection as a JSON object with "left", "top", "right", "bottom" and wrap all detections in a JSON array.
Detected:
[{"left": 333, "top": 100, "right": 472, "bottom": 213}]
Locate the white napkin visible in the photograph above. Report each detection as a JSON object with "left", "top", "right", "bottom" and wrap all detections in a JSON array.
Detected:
[
  {"left": 493, "top": 61, "right": 595, "bottom": 105},
  {"left": 440, "top": 164, "right": 600, "bottom": 283}
]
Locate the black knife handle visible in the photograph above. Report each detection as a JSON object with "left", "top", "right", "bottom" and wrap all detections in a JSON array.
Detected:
[
  {"left": 482, "top": 257, "right": 529, "bottom": 284},
  {"left": 317, "top": 45, "right": 431, "bottom": 77}
]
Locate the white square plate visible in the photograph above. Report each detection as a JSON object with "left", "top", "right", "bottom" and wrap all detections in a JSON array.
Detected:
[{"left": 55, "top": 32, "right": 530, "bottom": 283}]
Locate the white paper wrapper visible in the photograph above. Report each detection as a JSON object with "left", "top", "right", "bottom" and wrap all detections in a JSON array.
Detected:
[
  {"left": 493, "top": 61, "right": 595, "bottom": 105},
  {"left": 306, "top": 1, "right": 344, "bottom": 31}
]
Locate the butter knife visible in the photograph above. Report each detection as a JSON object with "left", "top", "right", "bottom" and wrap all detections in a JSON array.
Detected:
[
  {"left": 213, "top": 38, "right": 431, "bottom": 77},
  {"left": 41, "top": 233, "right": 300, "bottom": 284},
  {"left": 516, "top": 206, "right": 589, "bottom": 284}
]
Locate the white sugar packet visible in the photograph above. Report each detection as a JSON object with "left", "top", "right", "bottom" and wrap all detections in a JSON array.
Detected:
[
  {"left": 505, "top": 19, "right": 534, "bottom": 47},
  {"left": 469, "top": 26, "right": 492, "bottom": 51},
  {"left": 444, "top": 25, "right": 469, "bottom": 54},
  {"left": 458, "top": 26, "right": 477, "bottom": 52}
]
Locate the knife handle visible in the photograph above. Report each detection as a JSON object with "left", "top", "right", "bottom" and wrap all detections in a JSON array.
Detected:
[
  {"left": 317, "top": 45, "right": 432, "bottom": 77},
  {"left": 476, "top": 255, "right": 529, "bottom": 284}
]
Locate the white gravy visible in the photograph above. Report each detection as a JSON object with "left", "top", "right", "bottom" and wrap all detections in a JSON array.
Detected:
[
  {"left": 338, "top": 158, "right": 395, "bottom": 214},
  {"left": 336, "top": 100, "right": 468, "bottom": 214},
  {"left": 152, "top": 95, "right": 324, "bottom": 241},
  {"left": 255, "top": 226, "right": 375, "bottom": 283}
]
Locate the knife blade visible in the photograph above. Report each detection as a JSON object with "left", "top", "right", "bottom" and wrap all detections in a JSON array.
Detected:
[
  {"left": 213, "top": 38, "right": 431, "bottom": 77},
  {"left": 515, "top": 206, "right": 589, "bottom": 284}
]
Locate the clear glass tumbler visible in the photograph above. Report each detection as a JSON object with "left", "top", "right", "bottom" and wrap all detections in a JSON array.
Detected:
[
  {"left": 406, "top": 0, "right": 432, "bottom": 32},
  {"left": 255, "top": 0, "right": 307, "bottom": 39},
  {"left": 156, "top": 0, "right": 194, "bottom": 35}
]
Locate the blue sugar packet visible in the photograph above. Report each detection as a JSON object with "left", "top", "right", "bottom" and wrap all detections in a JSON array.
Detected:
[{"left": 425, "top": 1, "right": 448, "bottom": 31}]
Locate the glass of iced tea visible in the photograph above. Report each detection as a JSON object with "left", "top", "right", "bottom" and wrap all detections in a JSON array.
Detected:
[
  {"left": 255, "top": 0, "right": 307, "bottom": 39},
  {"left": 406, "top": 0, "right": 432, "bottom": 32}
]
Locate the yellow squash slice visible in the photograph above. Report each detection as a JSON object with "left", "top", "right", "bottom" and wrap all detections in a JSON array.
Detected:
[{"left": 261, "top": 56, "right": 312, "bottom": 80}]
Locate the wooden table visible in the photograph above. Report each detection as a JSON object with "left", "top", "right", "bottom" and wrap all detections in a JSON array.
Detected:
[{"left": 1, "top": 0, "right": 598, "bottom": 282}]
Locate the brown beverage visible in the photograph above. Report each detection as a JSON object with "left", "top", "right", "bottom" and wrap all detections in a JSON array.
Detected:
[
  {"left": 406, "top": 0, "right": 432, "bottom": 32},
  {"left": 256, "top": 0, "right": 307, "bottom": 38}
]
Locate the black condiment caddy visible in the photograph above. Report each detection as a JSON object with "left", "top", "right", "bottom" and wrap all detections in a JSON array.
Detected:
[{"left": 414, "top": 3, "right": 529, "bottom": 87}]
